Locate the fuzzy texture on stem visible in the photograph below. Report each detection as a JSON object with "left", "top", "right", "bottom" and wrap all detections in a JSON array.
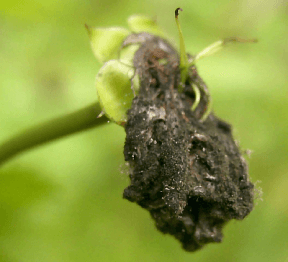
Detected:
[{"left": 0, "top": 103, "right": 108, "bottom": 166}]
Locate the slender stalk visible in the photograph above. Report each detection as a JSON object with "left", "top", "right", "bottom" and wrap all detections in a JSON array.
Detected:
[
  {"left": 175, "top": 8, "right": 189, "bottom": 90},
  {"left": 190, "top": 37, "right": 258, "bottom": 65},
  {"left": 0, "top": 102, "right": 108, "bottom": 166}
]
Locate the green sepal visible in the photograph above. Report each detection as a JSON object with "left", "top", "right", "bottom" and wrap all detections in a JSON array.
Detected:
[
  {"left": 86, "top": 25, "right": 130, "bottom": 63},
  {"left": 119, "top": 44, "right": 141, "bottom": 65},
  {"left": 95, "top": 60, "right": 139, "bottom": 124},
  {"left": 127, "top": 15, "right": 164, "bottom": 37}
]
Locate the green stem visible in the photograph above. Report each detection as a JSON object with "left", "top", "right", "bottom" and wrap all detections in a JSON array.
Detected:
[
  {"left": 175, "top": 8, "right": 189, "bottom": 90},
  {"left": 0, "top": 102, "right": 108, "bottom": 166}
]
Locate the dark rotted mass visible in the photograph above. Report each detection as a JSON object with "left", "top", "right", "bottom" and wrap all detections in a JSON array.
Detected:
[{"left": 123, "top": 34, "right": 254, "bottom": 252}]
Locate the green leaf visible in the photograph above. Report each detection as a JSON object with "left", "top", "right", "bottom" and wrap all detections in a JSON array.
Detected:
[
  {"left": 95, "top": 60, "right": 138, "bottom": 124},
  {"left": 127, "top": 15, "right": 164, "bottom": 37},
  {"left": 86, "top": 25, "right": 130, "bottom": 63}
]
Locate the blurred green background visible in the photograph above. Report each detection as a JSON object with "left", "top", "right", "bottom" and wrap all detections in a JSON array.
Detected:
[{"left": 0, "top": 0, "right": 287, "bottom": 261}]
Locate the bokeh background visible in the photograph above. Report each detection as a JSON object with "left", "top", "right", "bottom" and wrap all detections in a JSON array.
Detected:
[{"left": 1, "top": 0, "right": 287, "bottom": 261}]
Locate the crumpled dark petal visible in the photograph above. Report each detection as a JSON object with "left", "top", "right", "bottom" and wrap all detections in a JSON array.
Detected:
[{"left": 123, "top": 34, "right": 254, "bottom": 252}]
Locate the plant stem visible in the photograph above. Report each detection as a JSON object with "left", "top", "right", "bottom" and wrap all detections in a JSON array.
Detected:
[{"left": 0, "top": 102, "right": 108, "bottom": 166}]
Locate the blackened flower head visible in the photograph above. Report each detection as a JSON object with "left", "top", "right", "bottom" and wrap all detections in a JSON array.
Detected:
[{"left": 87, "top": 13, "right": 255, "bottom": 252}]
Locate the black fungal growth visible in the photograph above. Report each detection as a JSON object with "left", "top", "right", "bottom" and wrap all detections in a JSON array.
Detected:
[{"left": 123, "top": 33, "right": 254, "bottom": 252}]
